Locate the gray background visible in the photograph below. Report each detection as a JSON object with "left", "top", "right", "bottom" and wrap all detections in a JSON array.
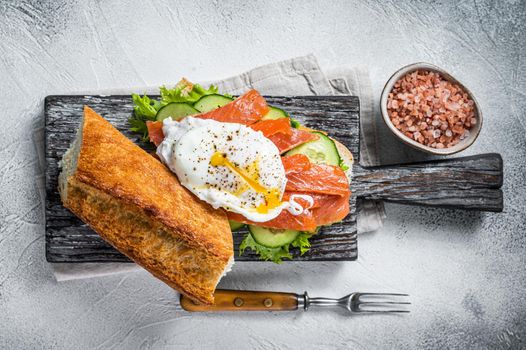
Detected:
[{"left": 1, "top": 0, "right": 525, "bottom": 349}]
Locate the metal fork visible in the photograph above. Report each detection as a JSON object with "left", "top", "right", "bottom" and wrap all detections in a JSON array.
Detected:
[
  {"left": 180, "top": 289, "right": 411, "bottom": 313},
  {"left": 299, "top": 291, "right": 411, "bottom": 313}
]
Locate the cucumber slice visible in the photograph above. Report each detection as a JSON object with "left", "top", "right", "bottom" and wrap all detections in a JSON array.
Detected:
[
  {"left": 261, "top": 106, "right": 289, "bottom": 120},
  {"left": 248, "top": 225, "right": 300, "bottom": 248},
  {"left": 194, "top": 94, "right": 234, "bottom": 113},
  {"left": 285, "top": 131, "right": 341, "bottom": 166},
  {"left": 229, "top": 220, "right": 245, "bottom": 231},
  {"left": 156, "top": 102, "right": 199, "bottom": 121}
]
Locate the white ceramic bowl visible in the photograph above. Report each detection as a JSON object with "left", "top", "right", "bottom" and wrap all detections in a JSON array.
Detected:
[{"left": 380, "top": 62, "right": 482, "bottom": 155}]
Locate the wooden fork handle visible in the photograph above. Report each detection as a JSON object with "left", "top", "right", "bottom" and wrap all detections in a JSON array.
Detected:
[{"left": 180, "top": 290, "right": 299, "bottom": 312}]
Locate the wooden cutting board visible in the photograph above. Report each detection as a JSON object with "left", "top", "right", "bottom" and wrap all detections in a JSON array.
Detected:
[{"left": 45, "top": 95, "right": 503, "bottom": 263}]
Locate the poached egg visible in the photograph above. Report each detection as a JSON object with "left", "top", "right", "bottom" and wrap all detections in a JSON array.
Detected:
[{"left": 157, "top": 117, "right": 297, "bottom": 222}]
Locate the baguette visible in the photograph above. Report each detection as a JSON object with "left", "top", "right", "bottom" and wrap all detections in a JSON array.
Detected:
[{"left": 59, "top": 106, "right": 234, "bottom": 305}]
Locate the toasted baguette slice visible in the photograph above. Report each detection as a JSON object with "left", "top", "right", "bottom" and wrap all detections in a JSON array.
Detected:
[{"left": 59, "top": 106, "right": 233, "bottom": 305}]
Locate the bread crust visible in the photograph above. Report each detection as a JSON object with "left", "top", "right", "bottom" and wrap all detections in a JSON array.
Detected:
[
  {"left": 333, "top": 140, "right": 354, "bottom": 167},
  {"left": 60, "top": 106, "right": 233, "bottom": 304}
]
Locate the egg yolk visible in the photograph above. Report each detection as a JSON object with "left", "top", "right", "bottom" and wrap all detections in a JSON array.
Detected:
[{"left": 210, "top": 152, "right": 281, "bottom": 213}]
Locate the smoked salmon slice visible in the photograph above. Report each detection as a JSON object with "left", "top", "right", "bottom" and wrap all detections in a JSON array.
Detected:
[
  {"left": 283, "top": 191, "right": 350, "bottom": 227},
  {"left": 146, "top": 121, "right": 164, "bottom": 147},
  {"left": 249, "top": 118, "right": 292, "bottom": 137},
  {"left": 282, "top": 154, "right": 350, "bottom": 197},
  {"left": 250, "top": 119, "right": 318, "bottom": 153},
  {"left": 312, "top": 193, "right": 350, "bottom": 226},
  {"left": 197, "top": 89, "right": 269, "bottom": 125},
  {"left": 282, "top": 154, "right": 311, "bottom": 173},
  {"left": 268, "top": 129, "right": 319, "bottom": 153},
  {"left": 228, "top": 209, "right": 318, "bottom": 232}
]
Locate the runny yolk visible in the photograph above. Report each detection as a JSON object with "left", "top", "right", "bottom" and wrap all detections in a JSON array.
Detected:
[{"left": 210, "top": 152, "right": 281, "bottom": 213}]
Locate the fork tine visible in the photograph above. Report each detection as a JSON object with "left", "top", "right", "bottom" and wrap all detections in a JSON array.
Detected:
[
  {"left": 357, "top": 310, "right": 411, "bottom": 313},
  {"left": 358, "top": 293, "right": 409, "bottom": 297},
  {"left": 359, "top": 301, "right": 411, "bottom": 306}
]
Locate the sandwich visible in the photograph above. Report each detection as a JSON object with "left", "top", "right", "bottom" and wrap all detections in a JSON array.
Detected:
[
  {"left": 59, "top": 106, "right": 234, "bottom": 305},
  {"left": 130, "top": 79, "right": 353, "bottom": 263}
]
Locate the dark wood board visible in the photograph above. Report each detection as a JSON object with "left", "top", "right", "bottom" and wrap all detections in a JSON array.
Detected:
[
  {"left": 45, "top": 95, "right": 360, "bottom": 262},
  {"left": 45, "top": 95, "right": 503, "bottom": 263}
]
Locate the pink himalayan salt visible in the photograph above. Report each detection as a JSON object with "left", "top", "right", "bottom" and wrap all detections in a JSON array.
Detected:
[{"left": 387, "top": 70, "right": 476, "bottom": 149}]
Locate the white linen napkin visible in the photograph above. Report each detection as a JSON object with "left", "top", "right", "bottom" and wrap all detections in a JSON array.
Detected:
[{"left": 51, "top": 54, "right": 385, "bottom": 281}]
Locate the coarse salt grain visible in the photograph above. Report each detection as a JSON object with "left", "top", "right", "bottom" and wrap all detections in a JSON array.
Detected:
[{"left": 387, "top": 70, "right": 476, "bottom": 149}]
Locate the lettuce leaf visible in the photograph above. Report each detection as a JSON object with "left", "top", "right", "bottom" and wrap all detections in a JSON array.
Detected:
[
  {"left": 239, "top": 231, "right": 313, "bottom": 264},
  {"left": 132, "top": 93, "right": 160, "bottom": 119},
  {"left": 160, "top": 79, "right": 218, "bottom": 104},
  {"left": 129, "top": 93, "right": 161, "bottom": 142},
  {"left": 291, "top": 231, "right": 311, "bottom": 255},
  {"left": 129, "top": 117, "right": 149, "bottom": 141}
]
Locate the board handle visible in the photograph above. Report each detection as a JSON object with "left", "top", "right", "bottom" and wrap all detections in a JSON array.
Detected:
[
  {"left": 180, "top": 290, "right": 299, "bottom": 312},
  {"left": 353, "top": 153, "right": 503, "bottom": 212}
]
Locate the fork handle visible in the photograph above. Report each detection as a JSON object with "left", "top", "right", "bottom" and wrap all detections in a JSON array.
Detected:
[{"left": 180, "top": 290, "right": 299, "bottom": 312}]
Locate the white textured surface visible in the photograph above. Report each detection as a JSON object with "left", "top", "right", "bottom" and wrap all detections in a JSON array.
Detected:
[{"left": 0, "top": 1, "right": 525, "bottom": 349}]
